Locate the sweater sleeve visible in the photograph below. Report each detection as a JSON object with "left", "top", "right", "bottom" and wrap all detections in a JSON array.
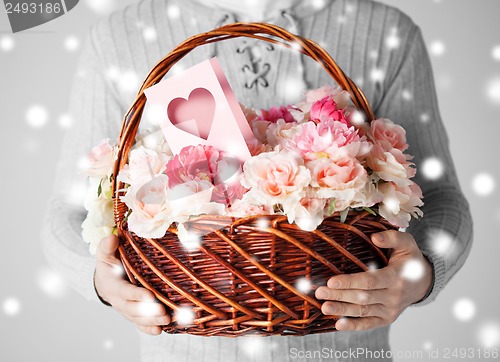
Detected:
[
  {"left": 40, "top": 25, "right": 126, "bottom": 302},
  {"left": 374, "top": 26, "right": 474, "bottom": 306}
]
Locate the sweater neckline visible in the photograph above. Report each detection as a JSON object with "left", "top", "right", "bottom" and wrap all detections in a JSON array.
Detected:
[{"left": 178, "top": 0, "right": 338, "bottom": 23}]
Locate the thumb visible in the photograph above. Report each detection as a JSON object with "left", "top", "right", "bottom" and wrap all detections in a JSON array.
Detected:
[
  {"left": 96, "top": 235, "right": 120, "bottom": 263},
  {"left": 371, "top": 230, "right": 416, "bottom": 253}
]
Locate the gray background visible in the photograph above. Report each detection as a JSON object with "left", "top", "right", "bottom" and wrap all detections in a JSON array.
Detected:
[{"left": 1, "top": 0, "right": 499, "bottom": 361}]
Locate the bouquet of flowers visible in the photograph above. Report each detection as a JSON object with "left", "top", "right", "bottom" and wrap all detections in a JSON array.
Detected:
[{"left": 81, "top": 85, "right": 423, "bottom": 254}]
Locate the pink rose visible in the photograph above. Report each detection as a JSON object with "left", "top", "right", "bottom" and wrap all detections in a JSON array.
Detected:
[
  {"left": 266, "top": 119, "right": 297, "bottom": 148},
  {"left": 367, "top": 144, "right": 415, "bottom": 187},
  {"left": 117, "top": 146, "right": 169, "bottom": 188},
  {"left": 81, "top": 139, "right": 117, "bottom": 178},
  {"left": 378, "top": 181, "right": 424, "bottom": 228},
  {"left": 283, "top": 197, "right": 326, "bottom": 231},
  {"left": 121, "top": 175, "right": 173, "bottom": 238},
  {"left": 228, "top": 195, "right": 275, "bottom": 217},
  {"left": 309, "top": 96, "right": 348, "bottom": 125},
  {"left": 258, "top": 105, "right": 295, "bottom": 123},
  {"left": 308, "top": 157, "right": 368, "bottom": 202},
  {"left": 370, "top": 118, "right": 408, "bottom": 152},
  {"left": 242, "top": 150, "right": 311, "bottom": 205}
]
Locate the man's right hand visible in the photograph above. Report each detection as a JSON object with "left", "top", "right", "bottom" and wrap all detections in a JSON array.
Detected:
[{"left": 94, "top": 235, "right": 171, "bottom": 336}]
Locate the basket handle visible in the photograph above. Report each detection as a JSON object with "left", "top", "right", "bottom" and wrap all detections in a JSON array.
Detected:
[{"left": 113, "top": 22, "right": 375, "bottom": 224}]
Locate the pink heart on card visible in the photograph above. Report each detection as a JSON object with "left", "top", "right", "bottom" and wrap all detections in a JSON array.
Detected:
[{"left": 167, "top": 88, "right": 216, "bottom": 140}]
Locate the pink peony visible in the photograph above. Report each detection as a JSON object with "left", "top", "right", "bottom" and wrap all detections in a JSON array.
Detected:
[
  {"left": 258, "top": 105, "right": 295, "bottom": 123},
  {"left": 81, "top": 139, "right": 117, "bottom": 178},
  {"left": 285, "top": 119, "right": 371, "bottom": 161},
  {"left": 242, "top": 150, "right": 311, "bottom": 205},
  {"left": 305, "top": 85, "right": 351, "bottom": 109},
  {"left": 308, "top": 157, "right": 368, "bottom": 202},
  {"left": 309, "top": 96, "right": 349, "bottom": 125},
  {"left": 370, "top": 118, "right": 408, "bottom": 152}
]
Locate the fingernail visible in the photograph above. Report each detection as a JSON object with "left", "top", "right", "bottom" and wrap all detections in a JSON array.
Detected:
[
  {"left": 326, "top": 305, "right": 336, "bottom": 314},
  {"left": 316, "top": 288, "right": 328, "bottom": 299},
  {"left": 374, "top": 233, "right": 385, "bottom": 243}
]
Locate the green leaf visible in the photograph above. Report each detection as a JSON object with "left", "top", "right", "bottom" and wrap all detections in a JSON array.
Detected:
[
  {"left": 363, "top": 206, "right": 377, "bottom": 216},
  {"left": 328, "top": 199, "right": 336, "bottom": 216},
  {"left": 123, "top": 209, "right": 132, "bottom": 223},
  {"left": 340, "top": 208, "right": 349, "bottom": 223},
  {"left": 97, "top": 179, "right": 103, "bottom": 197}
]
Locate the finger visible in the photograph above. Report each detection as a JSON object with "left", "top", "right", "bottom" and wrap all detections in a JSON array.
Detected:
[
  {"left": 96, "top": 235, "right": 120, "bottom": 263},
  {"left": 121, "top": 300, "right": 167, "bottom": 318},
  {"left": 322, "top": 301, "right": 384, "bottom": 318},
  {"left": 137, "top": 325, "right": 163, "bottom": 336},
  {"left": 371, "top": 230, "right": 417, "bottom": 252},
  {"left": 118, "top": 283, "right": 157, "bottom": 303},
  {"left": 335, "top": 316, "right": 386, "bottom": 331},
  {"left": 127, "top": 314, "right": 171, "bottom": 327},
  {"left": 315, "top": 287, "right": 387, "bottom": 305},
  {"left": 326, "top": 268, "right": 396, "bottom": 290}
]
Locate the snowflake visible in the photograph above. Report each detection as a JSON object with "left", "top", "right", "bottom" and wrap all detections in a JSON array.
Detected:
[
  {"left": 486, "top": 77, "right": 500, "bottom": 105},
  {"left": 84, "top": 0, "right": 117, "bottom": 15},
  {"left": 26, "top": 105, "right": 49, "bottom": 128},
  {"left": 0, "top": 35, "right": 15, "bottom": 52},
  {"left": 472, "top": 173, "right": 495, "bottom": 196},
  {"left": 36, "top": 267, "right": 68, "bottom": 299},
  {"left": 296, "top": 278, "right": 312, "bottom": 293},
  {"left": 478, "top": 323, "right": 500, "bottom": 348},
  {"left": 175, "top": 306, "right": 195, "bottom": 326},
  {"left": 492, "top": 45, "right": 500, "bottom": 61},
  {"left": 370, "top": 68, "right": 385, "bottom": 83},
  {"left": 2, "top": 297, "right": 21, "bottom": 316},
  {"left": 401, "top": 259, "right": 425, "bottom": 281},
  {"left": 167, "top": 3, "right": 180, "bottom": 19},
  {"left": 429, "top": 40, "right": 446, "bottom": 57},
  {"left": 64, "top": 35, "right": 80, "bottom": 52},
  {"left": 103, "top": 339, "right": 114, "bottom": 350},
  {"left": 421, "top": 157, "right": 444, "bottom": 180},
  {"left": 453, "top": 298, "right": 476, "bottom": 322},
  {"left": 58, "top": 114, "right": 74, "bottom": 129},
  {"left": 143, "top": 27, "right": 157, "bottom": 42},
  {"left": 386, "top": 28, "right": 400, "bottom": 50}
]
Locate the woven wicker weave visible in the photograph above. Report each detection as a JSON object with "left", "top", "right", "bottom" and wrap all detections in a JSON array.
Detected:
[{"left": 112, "top": 22, "right": 394, "bottom": 337}]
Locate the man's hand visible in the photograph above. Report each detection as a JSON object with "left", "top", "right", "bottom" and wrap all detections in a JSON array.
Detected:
[
  {"left": 315, "top": 230, "right": 433, "bottom": 331},
  {"left": 94, "top": 235, "right": 171, "bottom": 335}
]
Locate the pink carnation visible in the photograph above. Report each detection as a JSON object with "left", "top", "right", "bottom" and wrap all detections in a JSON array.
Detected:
[
  {"left": 165, "top": 145, "right": 245, "bottom": 204},
  {"left": 258, "top": 105, "right": 295, "bottom": 123},
  {"left": 309, "top": 96, "right": 348, "bottom": 125}
]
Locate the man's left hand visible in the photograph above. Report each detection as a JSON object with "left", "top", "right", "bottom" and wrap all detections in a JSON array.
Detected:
[{"left": 315, "top": 230, "right": 433, "bottom": 331}]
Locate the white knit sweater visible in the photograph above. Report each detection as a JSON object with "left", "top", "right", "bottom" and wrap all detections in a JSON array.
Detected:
[{"left": 41, "top": 0, "right": 473, "bottom": 361}]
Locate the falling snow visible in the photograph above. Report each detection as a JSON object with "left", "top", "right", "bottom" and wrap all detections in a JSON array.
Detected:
[
  {"left": 241, "top": 335, "right": 266, "bottom": 357},
  {"left": 175, "top": 306, "right": 195, "bottom": 326},
  {"left": 64, "top": 36, "right": 80, "bottom": 52},
  {"left": 472, "top": 173, "right": 495, "bottom": 196},
  {"left": 296, "top": 278, "right": 312, "bottom": 293},
  {"left": 370, "top": 68, "right": 385, "bottom": 83},
  {"left": 428, "top": 229, "right": 454, "bottom": 256},
  {"left": 36, "top": 267, "right": 68, "bottom": 299},
  {"left": 1, "top": 35, "right": 15, "bottom": 52},
  {"left": 401, "top": 89, "right": 413, "bottom": 101},
  {"left": 486, "top": 77, "right": 500, "bottom": 105},
  {"left": 103, "top": 339, "right": 114, "bottom": 350},
  {"left": 137, "top": 301, "right": 163, "bottom": 317},
  {"left": 386, "top": 28, "right": 400, "bottom": 50},
  {"left": 311, "top": 0, "right": 327, "bottom": 10},
  {"left": 492, "top": 45, "right": 500, "bottom": 61},
  {"left": 453, "top": 298, "right": 476, "bottom": 322},
  {"left": 429, "top": 40, "right": 446, "bottom": 57},
  {"left": 401, "top": 259, "right": 425, "bottom": 281},
  {"left": 117, "top": 70, "right": 140, "bottom": 95},
  {"left": 478, "top": 323, "right": 500, "bottom": 348},
  {"left": 3, "top": 297, "right": 21, "bottom": 316},
  {"left": 143, "top": 27, "right": 157, "bottom": 42},
  {"left": 26, "top": 105, "right": 49, "bottom": 128},
  {"left": 167, "top": 3, "right": 181, "bottom": 19},
  {"left": 422, "top": 157, "right": 444, "bottom": 180},
  {"left": 58, "top": 114, "right": 74, "bottom": 129},
  {"left": 420, "top": 113, "right": 431, "bottom": 123},
  {"left": 84, "top": 0, "right": 116, "bottom": 15}
]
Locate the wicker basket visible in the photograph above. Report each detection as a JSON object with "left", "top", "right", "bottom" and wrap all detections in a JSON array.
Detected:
[{"left": 112, "top": 22, "right": 395, "bottom": 337}]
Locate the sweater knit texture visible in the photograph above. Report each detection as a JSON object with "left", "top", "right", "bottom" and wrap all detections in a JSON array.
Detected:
[{"left": 40, "top": 0, "right": 473, "bottom": 361}]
